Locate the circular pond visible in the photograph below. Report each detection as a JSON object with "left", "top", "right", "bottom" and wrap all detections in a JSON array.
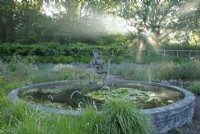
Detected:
[{"left": 8, "top": 80, "right": 195, "bottom": 134}]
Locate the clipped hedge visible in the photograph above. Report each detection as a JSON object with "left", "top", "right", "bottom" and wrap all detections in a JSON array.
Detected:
[
  {"left": 0, "top": 42, "right": 126, "bottom": 57},
  {"left": 36, "top": 56, "right": 93, "bottom": 64}
]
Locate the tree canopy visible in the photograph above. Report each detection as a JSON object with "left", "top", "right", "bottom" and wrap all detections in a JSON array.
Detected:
[{"left": 0, "top": 0, "right": 199, "bottom": 45}]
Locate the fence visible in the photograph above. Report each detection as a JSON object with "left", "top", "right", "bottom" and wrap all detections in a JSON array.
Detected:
[{"left": 148, "top": 50, "right": 200, "bottom": 58}]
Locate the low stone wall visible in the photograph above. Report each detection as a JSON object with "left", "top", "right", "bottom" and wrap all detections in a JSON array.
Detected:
[
  {"left": 143, "top": 83, "right": 195, "bottom": 134},
  {"left": 8, "top": 81, "right": 195, "bottom": 134}
]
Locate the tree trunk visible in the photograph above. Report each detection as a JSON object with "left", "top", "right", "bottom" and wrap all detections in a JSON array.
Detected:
[{"left": 6, "top": 13, "right": 14, "bottom": 42}]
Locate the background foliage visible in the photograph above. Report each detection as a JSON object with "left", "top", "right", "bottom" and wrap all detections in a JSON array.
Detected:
[{"left": 0, "top": 0, "right": 199, "bottom": 45}]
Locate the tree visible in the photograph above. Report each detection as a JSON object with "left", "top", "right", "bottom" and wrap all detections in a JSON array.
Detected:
[
  {"left": 119, "top": 0, "right": 200, "bottom": 47},
  {"left": 0, "top": 0, "right": 16, "bottom": 42},
  {"left": 15, "top": 0, "right": 43, "bottom": 43}
]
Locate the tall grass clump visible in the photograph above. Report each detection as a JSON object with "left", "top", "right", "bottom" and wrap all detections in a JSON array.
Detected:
[
  {"left": 188, "top": 81, "right": 200, "bottom": 95},
  {"left": 15, "top": 111, "right": 78, "bottom": 134},
  {"left": 0, "top": 76, "right": 4, "bottom": 87},
  {"left": 1, "top": 94, "right": 153, "bottom": 134},
  {"left": 0, "top": 95, "right": 10, "bottom": 131},
  {"left": 0, "top": 94, "right": 9, "bottom": 111},
  {"left": 12, "top": 105, "right": 98, "bottom": 134},
  {"left": 78, "top": 107, "right": 102, "bottom": 134},
  {"left": 173, "top": 61, "right": 200, "bottom": 80},
  {"left": 110, "top": 60, "right": 200, "bottom": 81},
  {"left": 110, "top": 63, "right": 150, "bottom": 80},
  {"left": 26, "top": 65, "right": 99, "bottom": 84},
  {"left": 0, "top": 101, "right": 33, "bottom": 133},
  {"left": 2, "top": 80, "right": 25, "bottom": 94},
  {"left": 1, "top": 101, "right": 29, "bottom": 125},
  {"left": 110, "top": 62, "right": 177, "bottom": 81},
  {"left": 147, "top": 60, "right": 200, "bottom": 81},
  {"left": 1, "top": 56, "right": 37, "bottom": 82},
  {"left": 152, "top": 61, "right": 177, "bottom": 80},
  {"left": 93, "top": 100, "right": 153, "bottom": 134}
]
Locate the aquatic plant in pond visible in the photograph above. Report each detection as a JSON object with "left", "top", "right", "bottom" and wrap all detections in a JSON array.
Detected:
[{"left": 85, "top": 88, "right": 150, "bottom": 101}]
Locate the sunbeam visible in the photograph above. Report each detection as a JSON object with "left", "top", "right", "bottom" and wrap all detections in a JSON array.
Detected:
[
  {"left": 98, "top": 14, "right": 137, "bottom": 34},
  {"left": 42, "top": 0, "right": 66, "bottom": 16},
  {"left": 144, "top": 29, "right": 158, "bottom": 50},
  {"left": 178, "top": 1, "right": 199, "bottom": 15},
  {"left": 136, "top": 41, "right": 144, "bottom": 63}
]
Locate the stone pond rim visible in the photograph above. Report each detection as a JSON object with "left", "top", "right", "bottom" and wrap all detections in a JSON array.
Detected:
[{"left": 8, "top": 80, "right": 195, "bottom": 134}]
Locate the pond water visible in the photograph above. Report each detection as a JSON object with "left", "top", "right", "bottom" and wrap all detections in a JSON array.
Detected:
[{"left": 18, "top": 81, "right": 184, "bottom": 110}]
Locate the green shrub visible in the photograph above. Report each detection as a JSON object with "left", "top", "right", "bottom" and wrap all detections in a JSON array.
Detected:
[
  {"left": 37, "top": 56, "right": 75, "bottom": 64},
  {"left": 188, "top": 81, "right": 200, "bottom": 95},
  {"left": 171, "top": 57, "right": 188, "bottom": 63},
  {"left": 113, "top": 56, "right": 126, "bottom": 63},
  {"left": 0, "top": 43, "right": 127, "bottom": 59}
]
